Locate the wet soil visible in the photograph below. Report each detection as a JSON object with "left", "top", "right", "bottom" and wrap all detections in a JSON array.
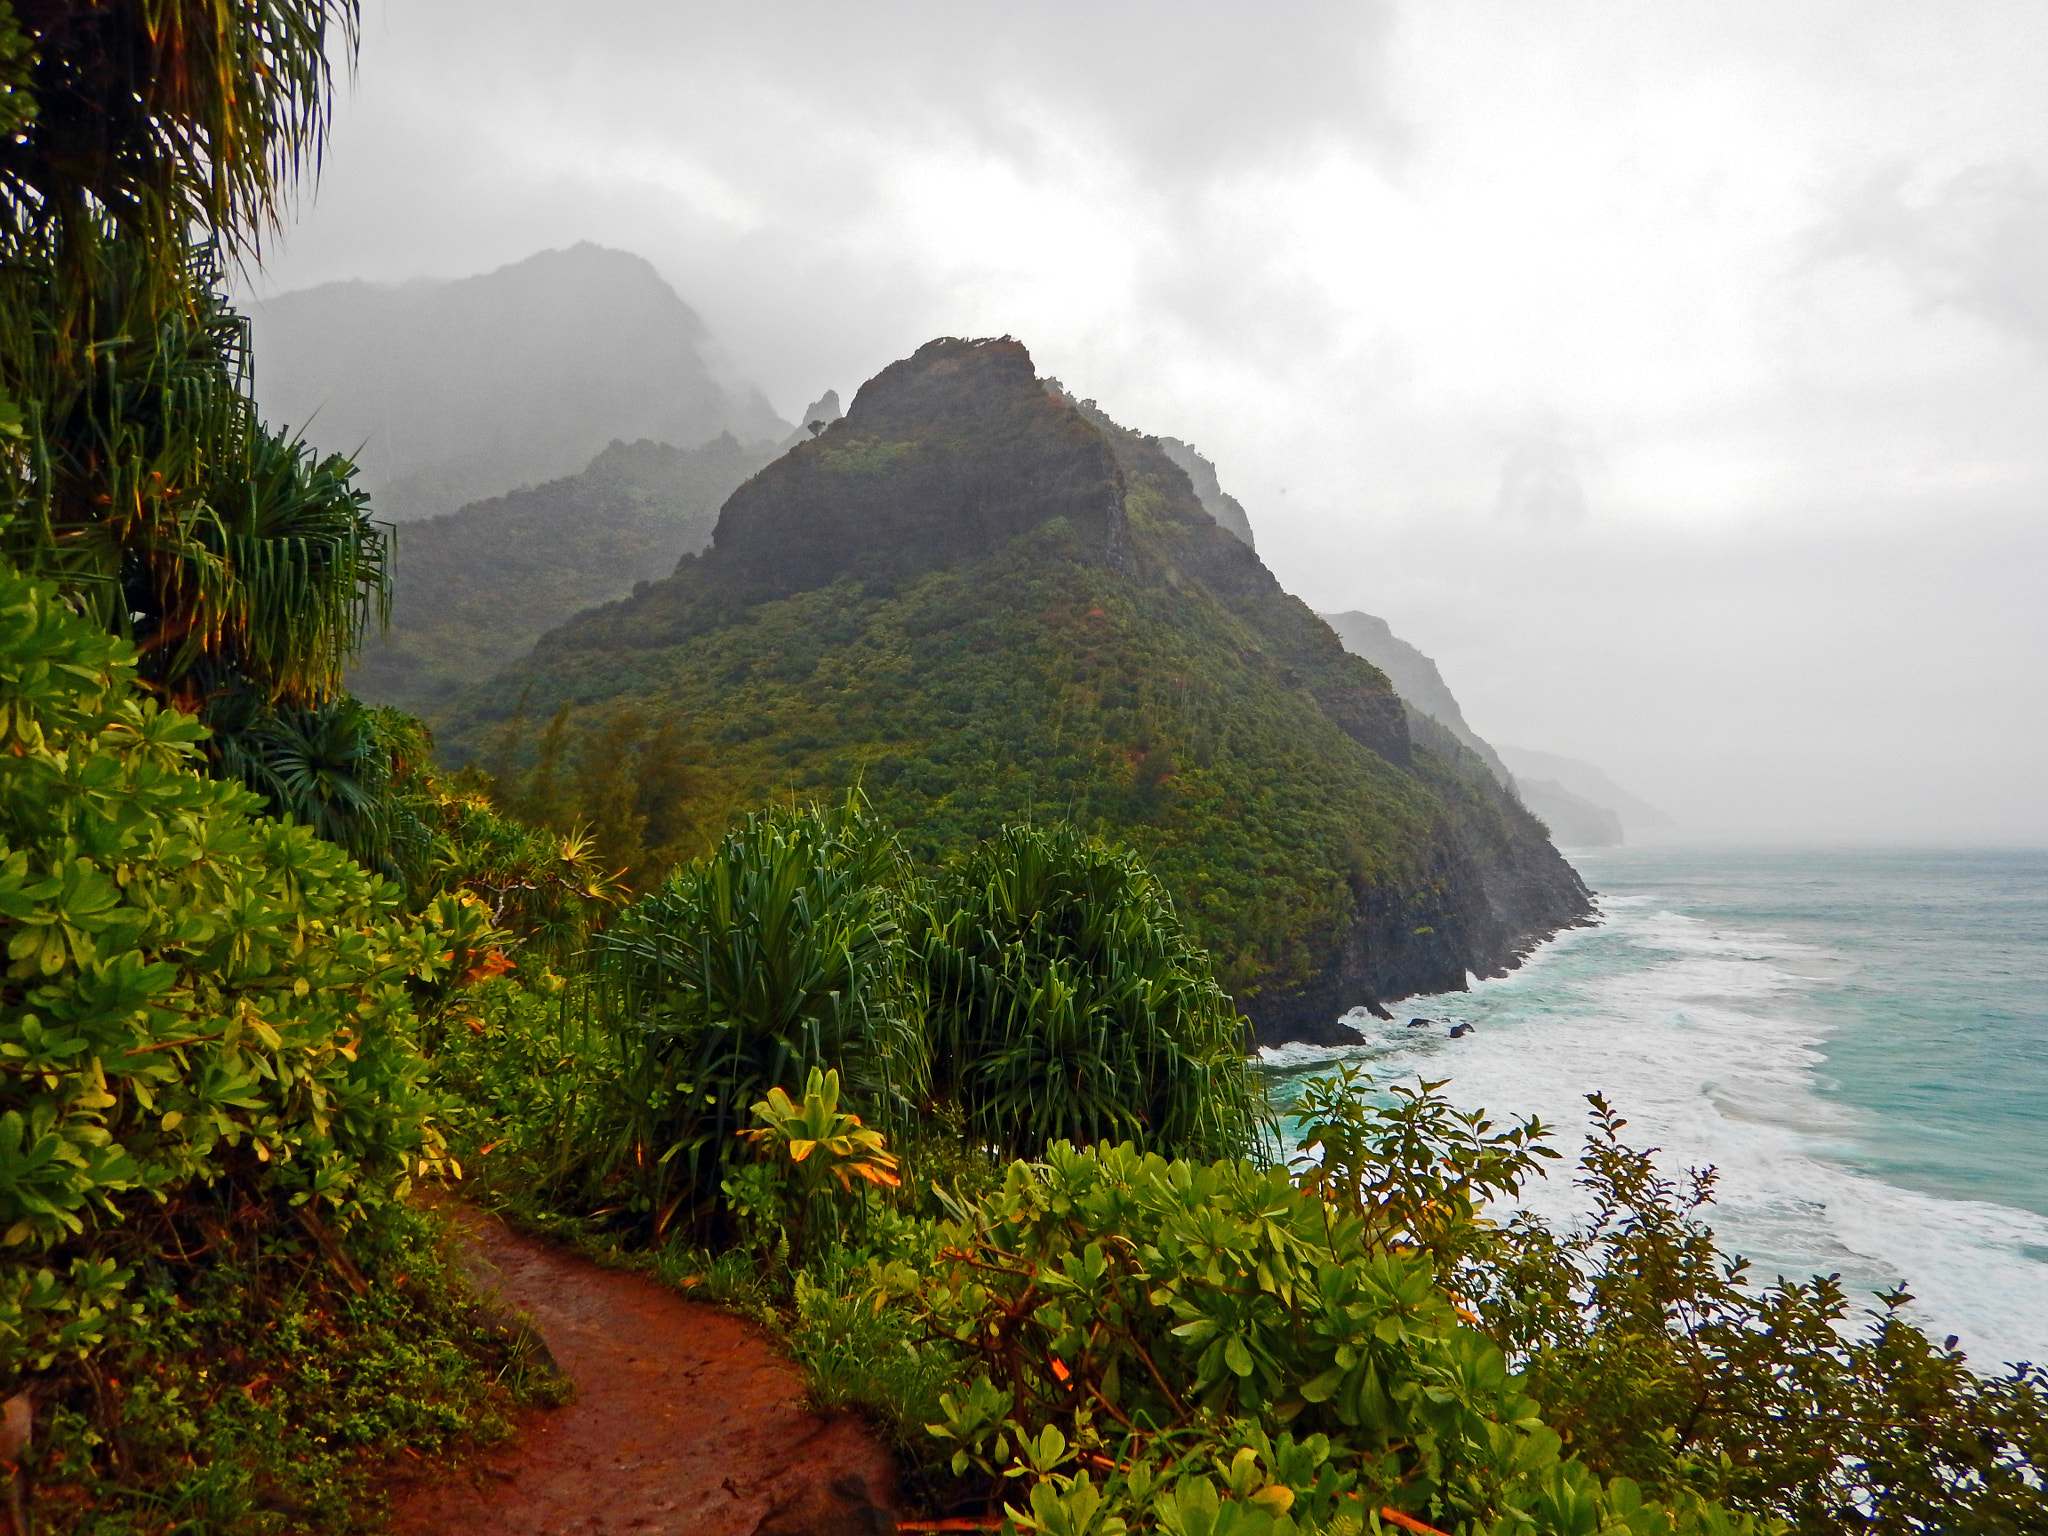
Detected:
[{"left": 382, "top": 1207, "right": 897, "bottom": 1536}]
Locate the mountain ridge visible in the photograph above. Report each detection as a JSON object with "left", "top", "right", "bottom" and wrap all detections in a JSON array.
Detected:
[{"left": 350, "top": 431, "right": 781, "bottom": 717}]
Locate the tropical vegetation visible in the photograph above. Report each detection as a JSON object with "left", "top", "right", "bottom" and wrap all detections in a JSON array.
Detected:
[
  {"left": 439, "top": 806, "right": 2047, "bottom": 1536},
  {"left": 0, "top": 4, "right": 2040, "bottom": 1534},
  {"left": 348, "top": 433, "right": 777, "bottom": 718}
]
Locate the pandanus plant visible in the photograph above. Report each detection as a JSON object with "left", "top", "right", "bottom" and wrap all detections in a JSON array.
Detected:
[
  {"left": 555, "top": 798, "right": 919, "bottom": 1241},
  {"left": 909, "top": 822, "right": 1264, "bottom": 1162},
  {"left": 2, "top": 3, "right": 397, "bottom": 860}
]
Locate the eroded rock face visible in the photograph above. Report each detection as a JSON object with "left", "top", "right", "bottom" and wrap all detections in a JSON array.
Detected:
[{"left": 711, "top": 337, "right": 1133, "bottom": 600}]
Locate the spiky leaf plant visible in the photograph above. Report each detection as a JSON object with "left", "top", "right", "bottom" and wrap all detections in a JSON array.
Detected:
[
  {"left": 543, "top": 798, "right": 920, "bottom": 1239},
  {"left": 911, "top": 823, "right": 1262, "bottom": 1162}
]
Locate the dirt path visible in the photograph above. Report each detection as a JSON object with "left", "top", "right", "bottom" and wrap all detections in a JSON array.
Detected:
[{"left": 382, "top": 1207, "right": 898, "bottom": 1536}]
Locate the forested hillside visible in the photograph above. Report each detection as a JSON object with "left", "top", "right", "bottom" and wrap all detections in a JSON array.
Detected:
[
  {"left": 351, "top": 432, "right": 779, "bottom": 716},
  {"left": 438, "top": 337, "right": 1592, "bottom": 1040}
]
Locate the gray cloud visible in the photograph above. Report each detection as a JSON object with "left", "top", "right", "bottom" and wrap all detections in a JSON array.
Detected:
[
  {"left": 1494, "top": 413, "right": 1591, "bottom": 526},
  {"left": 245, "top": 0, "right": 2048, "bottom": 842},
  {"left": 1820, "top": 160, "right": 2048, "bottom": 358}
]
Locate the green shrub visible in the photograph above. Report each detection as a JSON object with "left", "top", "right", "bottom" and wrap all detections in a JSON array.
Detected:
[
  {"left": 31, "top": 1205, "right": 541, "bottom": 1536},
  {"left": 471, "top": 798, "right": 921, "bottom": 1241},
  {"left": 873, "top": 1137, "right": 1765, "bottom": 1536},
  {"left": 1460, "top": 1096, "right": 2048, "bottom": 1535},
  {"left": 0, "top": 565, "right": 483, "bottom": 1380},
  {"left": 912, "top": 823, "right": 1263, "bottom": 1161}
]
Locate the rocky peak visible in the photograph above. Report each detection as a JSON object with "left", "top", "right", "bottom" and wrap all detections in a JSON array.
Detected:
[
  {"left": 1156, "top": 437, "right": 1257, "bottom": 548},
  {"left": 707, "top": 337, "right": 1131, "bottom": 599}
]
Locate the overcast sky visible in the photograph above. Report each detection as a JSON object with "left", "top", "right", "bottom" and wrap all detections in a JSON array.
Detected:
[{"left": 247, "top": 1, "right": 2048, "bottom": 842}]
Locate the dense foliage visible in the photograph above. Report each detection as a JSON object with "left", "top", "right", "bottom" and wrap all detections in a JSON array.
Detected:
[
  {"left": 452, "top": 529, "right": 1442, "bottom": 998},
  {"left": 0, "top": 2, "right": 386, "bottom": 717},
  {"left": 0, "top": 566, "right": 570, "bottom": 1530},
  {"left": 913, "top": 822, "right": 1259, "bottom": 1161},
  {"left": 775, "top": 1071, "right": 2044, "bottom": 1536},
  {"left": 440, "top": 805, "right": 1265, "bottom": 1250},
  {"left": 0, "top": 567, "right": 477, "bottom": 1372}
]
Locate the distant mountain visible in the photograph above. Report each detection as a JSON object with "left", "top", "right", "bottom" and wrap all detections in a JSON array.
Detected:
[
  {"left": 436, "top": 336, "right": 1592, "bottom": 1043},
  {"left": 1319, "top": 612, "right": 1512, "bottom": 787},
  {"left": 1156, "top": 437, "right": 1257, "bottom": 548},
  {"left": 349, "top": 432, "right": 779, "bottom": 718},
  {"left": 1495, "top": 745, "right": 1675, "bottom": 837},
  {"left": 1514, "top": 780, "right": 1624, "bottom": 847},
  {"left": 1321, "top": 612, "right": 1663, "bottom": 847},
  {"left": 249, "top": 244, "right": 789, "bottom": 520}
]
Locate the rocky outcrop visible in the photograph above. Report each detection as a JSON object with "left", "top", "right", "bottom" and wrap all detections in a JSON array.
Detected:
[
  {"left": 1156, "top": 437, "right": 1258, "bottom": 548},
  {"left": 709, "top": 338, "right": 1134, "bottom": 600}
]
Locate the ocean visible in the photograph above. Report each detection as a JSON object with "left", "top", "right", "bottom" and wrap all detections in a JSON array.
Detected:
[{"left": 1259, "top": 846, "right": 2048, "bottom": 1370}]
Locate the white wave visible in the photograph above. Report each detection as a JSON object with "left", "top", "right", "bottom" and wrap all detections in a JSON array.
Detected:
[{"left": 1265, "top": 897, "right": 2048, "bottom": 1369}]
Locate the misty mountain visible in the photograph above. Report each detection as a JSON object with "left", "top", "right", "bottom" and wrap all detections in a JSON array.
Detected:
[
  {"left": 1496, "top": 745, "right": 1675, "bottom": 837},
  {"left": 437, "top": 337, "right": 1591, "bottom": 1042},
  {"left": 1320, "top": 610, "right": 1513, "bottom": 786},
  {"left": 249, "top": 244, "right": 789, "bottom": 520},
  {"left": 349, "top": 432, "right": 779, "bottom": 717},
  {"left": 1513, "top": 780, "right": 1624, "bottom": 847},
  {"left": 1322, "top": 611, "right": 1651, "bottom": 847},
  {"left": 1156, "top": 437, "right": 1257, "bottom": 548}
]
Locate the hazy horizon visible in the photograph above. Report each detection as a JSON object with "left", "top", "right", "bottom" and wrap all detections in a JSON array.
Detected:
[{"left": 241, "top": 1, "right": 2048, "bottom": 845}]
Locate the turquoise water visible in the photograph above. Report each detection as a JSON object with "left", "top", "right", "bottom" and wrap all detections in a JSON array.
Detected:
[{"left": 1260, "top": 846, "right": 2048, "bottom": 1369}]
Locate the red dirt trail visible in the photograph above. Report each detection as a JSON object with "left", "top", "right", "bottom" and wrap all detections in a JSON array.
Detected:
[{"left": 381, "top": 1207, "right": 898, "bottom": 1536}]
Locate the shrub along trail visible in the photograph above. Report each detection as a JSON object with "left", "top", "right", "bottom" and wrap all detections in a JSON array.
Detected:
[{"left": 382, "top": 1204, "right": 897, "bottom": 1536}]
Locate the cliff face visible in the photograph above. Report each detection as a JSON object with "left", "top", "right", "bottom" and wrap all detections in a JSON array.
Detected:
[
  {"left": 441, "top": 336, "right": 1591, "bottom": 1044},
  {"left": 709, "top": 340, "right": 1133, "bottom": 600},
  {"left": 1321, "top": 611, "right": 1512, "bottom": 787},
  {"left": 1156, "top": 437, "right": 1257, "bottom": 548},
  {"left": 250, "top": 244, "right": 789, "bottom": 520}
]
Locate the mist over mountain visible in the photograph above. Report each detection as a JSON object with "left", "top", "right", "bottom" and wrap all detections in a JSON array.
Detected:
[
  {"left": 1324, "top": 611, "right": 1655, "bottom": 848},
  {"left": 1321, "top": 610, "right": 1512, "bottom": 787},
  {"left": 1496, "top": 745, "right": 1676, "bottom": 839},
  {"left": 1155, "top": 437, "right": 1257, "bottom": 548},
  {"left": 1513, "top": 780, "right": 1625, "bottom": 848},
  {"left": 350, "top": 432, "right": 779, "bottom": 717},
  {"left": 438, "top": 336, "right": 1591, "bottom": 1041},
  {"left": 249, "top": 244, "right": 789, "bottom": 520}
]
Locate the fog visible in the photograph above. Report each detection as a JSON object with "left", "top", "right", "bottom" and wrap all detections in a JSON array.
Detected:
[{"left": 244, "top": 0, "right": 2048, "bottom": 843}]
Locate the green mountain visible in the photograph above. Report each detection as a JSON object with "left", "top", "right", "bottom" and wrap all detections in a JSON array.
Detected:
[
  {"left": 350, "top": 432, "right": 780, "bottom": 718},
  {"left": 438, "top": 338, "right": 1591, "bottom": 1042}
]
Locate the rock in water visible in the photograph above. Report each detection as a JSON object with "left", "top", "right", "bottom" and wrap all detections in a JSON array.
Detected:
[{"left": 438, "top": 337, "right": 1593, "bottom": 1044}]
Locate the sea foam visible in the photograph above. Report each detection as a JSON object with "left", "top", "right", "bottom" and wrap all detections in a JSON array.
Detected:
[{"left": 1261, "top": 885, "right": 2048, "bottom": 1370}]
